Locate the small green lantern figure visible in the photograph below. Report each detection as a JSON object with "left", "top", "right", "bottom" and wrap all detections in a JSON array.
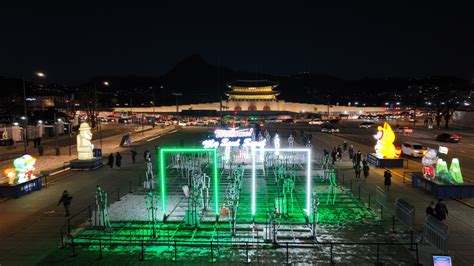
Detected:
[{"left": 326, "top": 168, "right": 338, "bottom": 205}]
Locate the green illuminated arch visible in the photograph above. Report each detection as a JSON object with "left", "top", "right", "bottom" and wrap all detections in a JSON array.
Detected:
[{"left": 158, "top": 147, "right": 219, "bottom": 219}]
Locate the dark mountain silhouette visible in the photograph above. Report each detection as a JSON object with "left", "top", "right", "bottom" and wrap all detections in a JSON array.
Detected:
[{"left": 4, "top": 55, "right": 470, "bottom": 109}]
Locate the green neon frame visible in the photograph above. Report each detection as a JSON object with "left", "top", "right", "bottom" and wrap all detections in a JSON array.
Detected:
[
  {"left": 158, "top": 147, "right": 219, "bottom": 218},
  {"left": 251, "top": 148, "right": 311, "bottom": 217}
]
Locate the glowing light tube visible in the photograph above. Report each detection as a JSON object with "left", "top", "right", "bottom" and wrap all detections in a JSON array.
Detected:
[
  {"left": 251, "top": 148, "right": 312, "bottom": 218},
  {"left": 158, "top": 147, "right": 219, "bottom": 219}
]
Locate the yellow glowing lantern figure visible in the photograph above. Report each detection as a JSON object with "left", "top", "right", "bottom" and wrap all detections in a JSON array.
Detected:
[
  {"left": 373, "top": 122, "right": 401, "bottom": 159},
  {"left": 3, "top": 168, "right": 17, "bottom": 185}
]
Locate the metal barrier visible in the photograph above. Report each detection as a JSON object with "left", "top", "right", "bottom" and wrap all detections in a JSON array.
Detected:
[
  {"left": 424, "top": 215, "right": 448, "bottom": 253},
  {"left": 394, "top": 198, "right": 415, "bottom": 230},
  {"left": 60, "top": 236, "right": 419, "bottom": 265},
  {"left": 402, "top": 172, "right": 419, "bottom": 183},
  {"left": 60, "top": 177, "right": 140, "bottom": 237}
]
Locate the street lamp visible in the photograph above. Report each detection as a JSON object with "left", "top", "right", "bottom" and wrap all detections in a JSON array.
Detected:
[
  {"left": 95, "top": 81, "right": 109, "bottom": 150},
  {"left": 172, "top": 92, "right": 182, "bottom": 119},
  {"left": 21, "top": 72, "right": 46, "bottom": 155}
]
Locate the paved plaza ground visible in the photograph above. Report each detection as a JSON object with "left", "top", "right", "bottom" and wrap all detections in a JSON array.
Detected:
[{"left": 0, "top": 125, "right": 472, "bottom": 265}]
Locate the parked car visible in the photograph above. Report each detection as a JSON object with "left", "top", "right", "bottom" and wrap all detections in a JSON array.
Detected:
[
  {"left": 359, "top": 122, "right": 375, "bottom": 128},
  {"left": 396, "top": 126, "right": 413, "bottom": 134},
  {"left": 309, "top": 119, "right": 324, "bottom": 125},
  {"left": 436, "top": 133, "right": 461, "bottom": 143},
  {"left": 321, "top": 124, "right": 340, "bottom": 133},
  {"left": 195, "top": 120, "right": 206, "bottom": 126},
  {"left": 178, "top": 121, "right": 187, "bottom": 127},
  {"left": 401, "top": 142, "right": 427, "bottom": 157}
]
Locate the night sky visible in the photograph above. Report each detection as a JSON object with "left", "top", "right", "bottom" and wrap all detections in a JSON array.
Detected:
[{"left": 1, "top": 2, "right": 473, "bottom": 84}]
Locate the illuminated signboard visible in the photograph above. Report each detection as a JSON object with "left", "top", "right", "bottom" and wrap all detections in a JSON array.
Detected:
[
  {"left": 214, "top": 128, "right": 253, "bottom": 139},
  {"left": 433, "top": 256, "right": 452, "bottom": 266}
]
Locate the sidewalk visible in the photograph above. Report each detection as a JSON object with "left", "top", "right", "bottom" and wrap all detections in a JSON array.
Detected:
[{"left": 0, "top": 125, "right": 175, "bottom": 179}]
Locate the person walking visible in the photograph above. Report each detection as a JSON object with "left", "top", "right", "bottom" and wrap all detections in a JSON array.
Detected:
[
  {"left": 115, "top": 152, "right": 122, "bottom": 168},
  {"left": 425, "top": 201, "right": 435, "bottom": 217},
  {"left": 331, "top": 147, "right": 337, "bottom": 165},
  {"left": 348, "top": 145, "right": 354, "bottom": 160},
  {"left": 57, "top": 190, "right": 73, "bottom": 217},
  {"left": 337, "top": 145, "right": 343, "bottom": 161},
  {"left": 356, "top": 150, "right": 362, "bottom": 165},
  {"left": 384, "top": 169, "right": 392, "bottom": 190},
  {"left": 343, "top": 141, "right": 348, "bottom": 151},
  {"left": 131, "top": 148, "right": 137, "bottom": 164},
  {"left": 435, "top": 199, "right": 448, "bottom": 221},
  {"left": 354, "top": 163, "right": 361, "bottom": 179},
  {"left": 108, "top": 153, "right": 114, "bottom": 168},
  {"left": 363, "top": 162, "right": 370, "bottom": 181}
]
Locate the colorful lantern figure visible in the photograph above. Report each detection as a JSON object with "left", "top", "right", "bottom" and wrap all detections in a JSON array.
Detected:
[
  {"left": 449, "top": 158, "right": 463, "bottom": 184},
  {"left": 435, "top": 158, "right": 463, "bottom": 185},
  {"left": 3, "top": 168, "right": 17, "bottom": 185},
  {"left": 373, "top": 122, "right": 401, "bottom": 159},
  {"left": 13, "top": 155, "right": 36, "bottom": 184},
  {"left": 422, "top": 148, "right": 438, "bottom": 180}
]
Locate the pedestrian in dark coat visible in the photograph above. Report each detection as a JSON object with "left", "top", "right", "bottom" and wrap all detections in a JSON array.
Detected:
[
  {"left": 354, "top": 164, "right": 361, "bottom": 179},
  {"left": 337, "top": 145, "right": 343, "bottom": 161},
  {"left": 108, "top": 153, "right": 114, "bottom": 168},
  {"left": 425, "top": 201, "right": 435, "bottom": 217},
  {"left": 348, "top": 145, "right": 354, "bottom": 160},
  {"left": 331, "top": 147, "right": 337, "bottom": 165},
  {"left": 435, "top": 199, "right": 448, "bottom": 221},
  {"left": 384, "top": 169, "right": 392, "bottom": 190},
  {"left": 356, "top": 151, "right": 362, "bottom": 165},
  {"left": 115, "top": 152, "right": 122, "bottom": 168},
  {"left": 131, "top": 148, "right": 137, "bottom": 164},
  {"left": 363, "top": 163, "right": 369, "bottom": 180},
  {"left": 343, "top": 141, "right": 348, "bottom": 151},
  {"left": 57, "top": 190, "right": 73, "bottom": 217}
]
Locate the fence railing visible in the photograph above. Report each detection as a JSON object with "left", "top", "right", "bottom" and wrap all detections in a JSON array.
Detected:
[
  {"left": 60, "top": 176, "right": 141, "bottom": 238},
  {"left": 424, "top": 215, "right": 448, "bottom": 253},
  {"left": 403, "top": 171, "right": 420, "bottom": 183},
  {"left": 62, "top": 236, "right": 420, "bottom": 265}
]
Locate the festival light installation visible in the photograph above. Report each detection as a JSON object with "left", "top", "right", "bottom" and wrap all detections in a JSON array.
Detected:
[
  {"left": 214, "top": 128, "right": 253, "bottom": 139},
  {"left": 12, "top": 154, "right": 36, "bottom": 184},
  {"left": 158, "top": 148, "right": 219, "bottom": 218},
  {"left": 373, "top": 122, "right": 401, "bottom": 159},
  {"left": 436, "top": 158, "right": 463, "bottom": 185},
  {"left": 422, "top": 148, "right": 438, "bottom": 180},
  {"left": 251, "top": 148, "right": 312, "bottom": 217},
  {"left": 273, "top": 134, "right": 280, "bottom": 155}
]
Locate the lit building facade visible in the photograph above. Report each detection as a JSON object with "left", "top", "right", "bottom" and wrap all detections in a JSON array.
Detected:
[{"left": 112, "top": 80, "right": 387, "bottom": 116}]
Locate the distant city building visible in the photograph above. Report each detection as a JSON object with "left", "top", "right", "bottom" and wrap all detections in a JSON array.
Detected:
[{"left": 113, "top": 80, "right": 386, "bottom": 117}]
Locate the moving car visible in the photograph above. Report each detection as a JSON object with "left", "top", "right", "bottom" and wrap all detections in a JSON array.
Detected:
[
  {"left": 401, "top": 142, "right": 427, "bottom": 157},
  {"left": 359, "top": 122, "right": 375, "bottom": 128},
  {"left": 321, "top": 124, "right": 340, "bottom": 133},
  {"left": 436, "top": 133, "right": 461, "bottom": 143},
  {"left": 309, "top": 119, "right": 324, "bottom": 125}
]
